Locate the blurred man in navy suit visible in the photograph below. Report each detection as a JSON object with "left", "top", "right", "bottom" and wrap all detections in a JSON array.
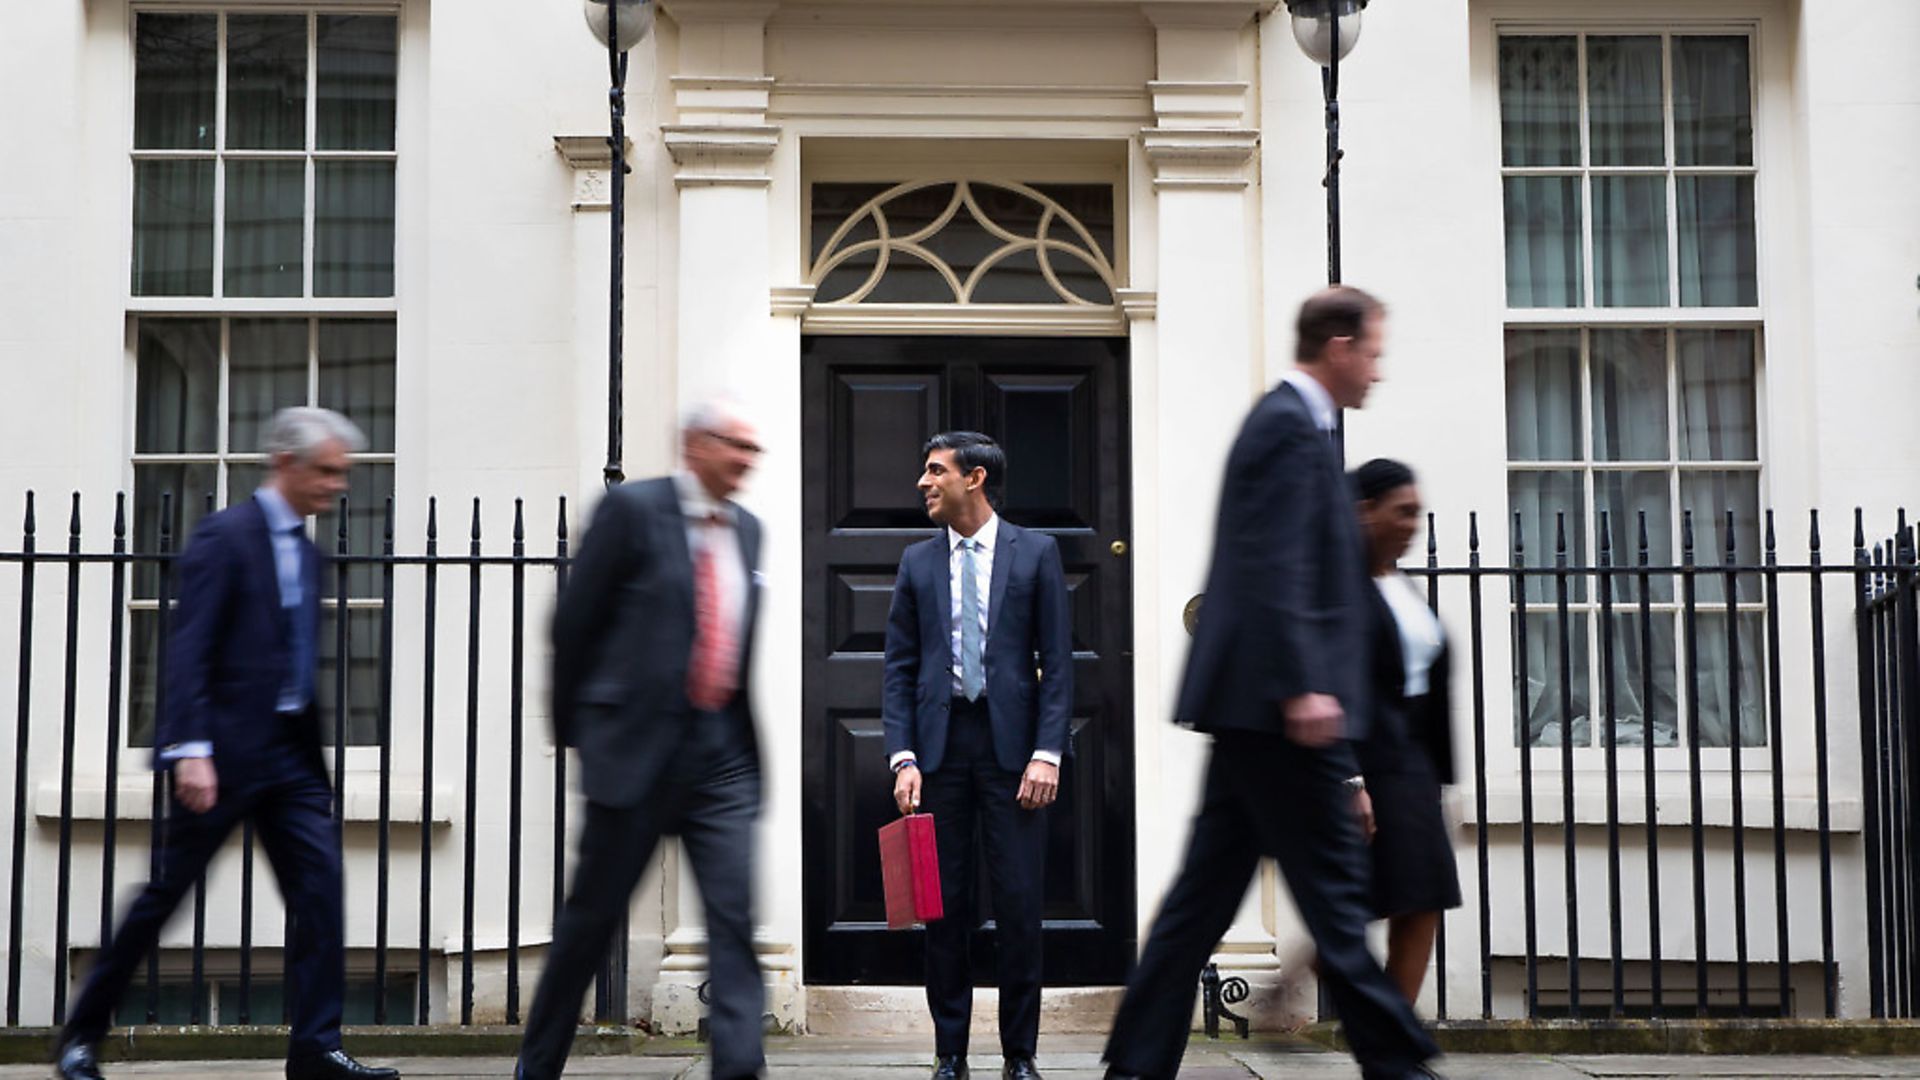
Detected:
[
  {"left": 884, "top": 431, "right": 1074, "bottom": 1080},
  {"left": 58, "top": 408, "right": 396, "bottom": 1080}
]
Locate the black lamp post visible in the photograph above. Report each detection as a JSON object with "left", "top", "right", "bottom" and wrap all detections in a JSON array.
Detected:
[
  {"left": 583, "top": 0, "right": 655, "bottom": 489},
  {"left": 1283, "top": 0, "right": 1367, "bottom": 286}
]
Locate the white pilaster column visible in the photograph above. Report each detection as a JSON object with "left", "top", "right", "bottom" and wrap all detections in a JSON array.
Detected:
[
  {"left": 1136, "top": 0, "right": 1301, "bottom": 1025},
  {"left": 650, "top": 0, "right": 802, "bottom": 1036}
]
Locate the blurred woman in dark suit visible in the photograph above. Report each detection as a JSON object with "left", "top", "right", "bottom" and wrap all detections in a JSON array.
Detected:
[{"left": 1350, "top": 458, "right": 1462, "bottom": 1004}]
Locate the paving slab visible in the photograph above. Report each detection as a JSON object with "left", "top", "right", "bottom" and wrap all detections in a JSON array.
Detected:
[{"left": 12, "top": 1037, "right": 1920, "bottom": 1078}]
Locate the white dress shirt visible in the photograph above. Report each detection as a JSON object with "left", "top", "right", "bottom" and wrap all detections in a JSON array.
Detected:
[
  {"left": 673, "top": 471, "right": 749, "bottom": 661},
  {"left": 1377, "top": 571, "right": 1445, "bottom": 697},
  {"left": 891, "top": 513, "right": 1061, "bottom": 772},
  {"left": 1281, "top": 368, "right": 1340, "bottom": 434}
]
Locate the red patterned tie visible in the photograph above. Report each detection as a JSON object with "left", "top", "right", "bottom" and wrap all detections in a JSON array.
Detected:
[{"left": 687, "top": 513, "right": 738, "bottom": 711}]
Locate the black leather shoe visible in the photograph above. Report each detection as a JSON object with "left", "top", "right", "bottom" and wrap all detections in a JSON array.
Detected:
[
  {"left": 1102, "top": 1070, "right": 1145, "bottom": 1080},
  {"left": 931, "top": 1055, "right": 969, "bottom": 1080},
  {"left": 54, "top": 1041, "right": 104, "bottom": 1080},
  {"left": 1002, "top": 1058, "right": 1043, "bottom": 1080},
  {"left": 1409, "top": 1065, "right": 1449, "bottom": 1080},
  {"left": 285, "top": 1049, "right": 400, "bottom": 1080}
]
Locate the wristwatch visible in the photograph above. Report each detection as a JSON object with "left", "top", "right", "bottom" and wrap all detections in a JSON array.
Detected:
[{"left": 1341, "top": 775, "right": 1366, "bottom": 794}]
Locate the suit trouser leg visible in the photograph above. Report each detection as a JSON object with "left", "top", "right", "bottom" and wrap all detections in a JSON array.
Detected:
[
  {"left": 250, "top": 766, "right": 347, "bottom": 1058},
  {"left": 518, "top": 799, "right": 667, "bottom": 1080},
  {"left": 1222, "top": 735, "right": 1437, "bottom": 1080},
  {"left": 62, "top": 788, "right": 245, "bottom": 1047},
  {"left": 920, "top": 743, "right": 981, "bottom": 1059},
  {"left": 677, "top": 760, "right": 764, "bottom": 1080},
  {"left": 974, "top": 757, "right": 1046, "bottom": 1060},
  {"left": 1101, "top": 751, "right": 1261, "bottom": 1078}
]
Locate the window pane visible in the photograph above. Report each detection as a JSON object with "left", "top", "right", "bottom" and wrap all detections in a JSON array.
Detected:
[
  {"left": 1503, "top": 177, "right": 1583, "bottom": 307},
  {"left": 1692, "top": 612, "right": 1767, "bottom": 748},
  {"left": 1673, "top": 36, "right": 1753, "bottom": 166},
  {"left": 227, "top": 461, "right": 266, "bottom": 506},
  {"left": 315, "top": 161, "right": 396, "bottom": 297},
  {"left": 135, "top": 319, "right": 220, "bottom": 454},
  {"left": 128, "top": 610, "right": 165, "bottom": 748},
  {"left": 132, "top": 462, "right": 218, "bottom": 599},
  {"left": 1595, "top": 471, "right": 1674, "bottom": 603},
  {"left": 316, "top": 607, "right": 383, "bottom": 745},
  {"left": 1590, "top": 328, "right": 1668, "bottom": 461},
  {"left": 226, "top": 15, "right": 307, "bottom": 150},
  {"left": 317, "top": 15, "right": 398, "bottom": 151},
  {"left": 132, "top": 160, "right": 215, "bottom": 296},
  {"left": 1592, "top": 175, "right": 1669, "bottom": 307},
  {"left": 314, "top": 463, "right": 394, "bottom": 598},
  {"left": 1680, "top": 471, "right": 1761, "bottom": 602},
  {"left": 1603, "top": 612, "right": 1678, "bottom": 747},
  {"left": 1499, "top": 36, "right": 1579, "bottom": 167},
  {"left": 134, "top": 13, "right": 215, "bottom": 150},
  {"left": 1587, "top": 36, "right": 1665, "bottom": 167},
  {"left": 229, "top": 319, "right": 309, "bottom": 453},
  {"left": 1505, "top": 329, "right": 1582, "bottom": 461},
  {"left": 224, "top": 160, "right": 306, "bottom": 298},
  {"left": 1508, "top": 470, "right": 1587, "bottom": 602},
  {"left": 1677, "top": 176, "right": 1758, "bottom": 307},
  {"left": 319, "top": 320, "right": 397, "bottom": 452},
  {"left": 1515, "top": 611, "right": 1591, "bottom": 747},
  {"left": 1676, "top": 329, "right": 1758, "bottom": 460}
]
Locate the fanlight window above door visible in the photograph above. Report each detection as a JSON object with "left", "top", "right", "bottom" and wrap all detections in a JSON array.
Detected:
[{"left": 808, "top": 180, "right": 1118, "bottom": 306}]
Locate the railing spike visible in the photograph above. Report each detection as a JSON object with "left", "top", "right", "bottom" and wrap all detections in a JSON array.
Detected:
[
  {"left": 1468, "top": 510, "right": 1479, "bottom": 553},
  {"left": 1512, "top": 510, "right": 1525, "bottom": 556},
  {"left": 383, "top": 496, "right": 395, "bottom": 544},
  {"left": 426, "top": 496, "right": 439, "bottom": 542},
  {"left": 68, "top": 492, "right": 81, "bottom": 540},
  {"left": 470, "top": 498, "right": 482, "bottom": 541},
  {"left": 513, "top": 498, "right": 525, "bottom": 542},
  {"left": 23, "top": 490, "right": 35, "bottom": 537},
  {"left": 557, "top": 496, "right": 569, "bottom": 541},
  {"left": 1808, "top": 508, "right": 1820, "bottom": 555},
  {"left": 113, "top": 492, "right": 127, "bottom": 541}
]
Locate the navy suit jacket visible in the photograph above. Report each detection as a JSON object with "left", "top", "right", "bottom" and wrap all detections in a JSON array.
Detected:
[
  {"left": 882, "top": 518, "right": 1074, "bottom": 775},
  {"left": 550, "top": 477, "right": 763, "bottom": 808},
  {"left": 156, "top": 497, "right": 324, "bottom": 773},
  {"left": 1175, "top": 381, "right": 1372, "bottom": 749}
]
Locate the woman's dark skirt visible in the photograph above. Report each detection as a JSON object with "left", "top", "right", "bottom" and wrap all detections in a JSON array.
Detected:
[{"left": 1366, "top": 755, "right": 1463, "bottom": 920}]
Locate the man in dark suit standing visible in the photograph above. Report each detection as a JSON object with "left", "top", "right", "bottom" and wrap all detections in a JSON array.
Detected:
[
  {"left": 1101, "top": 288, "right": 1444, "bottom": 1080},
  {"left": 517, "top": 399, "right": 767, "bottom": 1080},
  {"left": 884, "top": 431, "right": 1073, "bottom": 1080},
  {"left": 56, "top": 408, "right": 397, "bottom": 1080}
]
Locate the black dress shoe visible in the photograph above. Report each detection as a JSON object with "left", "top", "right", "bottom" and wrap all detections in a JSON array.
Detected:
[
  {"left": 54, "top": 1041, "right": 104, "bottom": 1080},
  {"left": 285, "top": 1049, "right": 400, "bottom": 1080},
  {"left": 1002, "top": 1058, "right": 1043, "bottom": 1080},
  {"left": 931, "top": 1055, "right": 969, "bottom": 1080},
  {"left": 1102, "top": 1071, "right": 1144, "bottom": 1080}
]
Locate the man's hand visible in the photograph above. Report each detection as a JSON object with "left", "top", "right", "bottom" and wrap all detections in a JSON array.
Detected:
[
  {"left": 893, "top": 764, "right": 922, "bottom": 816},
  {"left": 174, "top": 757, "right": 218, "bottom": 814},
  {"left": 1017, "top": 760, "right": 1060, "bottom": 811},
  {"left": 1353, "top": 787, "right": 1376, "bottom": 842},
  {"left": 1283, "top": 692, "right": 1345, "bottom": 748}
]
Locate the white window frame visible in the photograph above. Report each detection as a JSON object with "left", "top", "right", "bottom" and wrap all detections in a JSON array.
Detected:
[{"left": 1493, "top": 19, "right": 1773, "bottom": 768}]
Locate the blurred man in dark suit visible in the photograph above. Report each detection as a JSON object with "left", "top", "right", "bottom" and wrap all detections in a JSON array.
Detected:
[
  {"left": 58, "top": 408, "right": 396, "bottom": 1080},
  {"left": 884, "top": 431, "right": 1074, "bottom": 1080},
  {"left": 517, "top": 399, "right": 767, "bottom": 1080},
  {"left": 1101, "top": 288, "right": 1445, "bottom": 1080}
]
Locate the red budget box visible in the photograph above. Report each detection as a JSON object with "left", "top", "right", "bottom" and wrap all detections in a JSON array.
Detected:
[{"left": 877, "top": 813, "right": 944, "bottom": 929}]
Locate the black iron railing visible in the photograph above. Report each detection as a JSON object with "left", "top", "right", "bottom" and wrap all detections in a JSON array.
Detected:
[{"left": 1, "top": 491, "right": 1917, "bottom": 1028}]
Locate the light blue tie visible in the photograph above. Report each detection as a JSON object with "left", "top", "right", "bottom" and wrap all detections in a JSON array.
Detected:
[{"left": 959, "top": 537, "right": 985, "bottom": 702}]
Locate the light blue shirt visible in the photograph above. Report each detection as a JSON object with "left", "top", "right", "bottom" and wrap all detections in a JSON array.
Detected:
[
  {"left": 164, "top": 487, "right": 307, "bottom": 763},
  {"left": 254, "top": 486, "right": 311, "bottom": 713},
  {"left": 1281, "top": 368, "right": 1340, "bottom": 434}
]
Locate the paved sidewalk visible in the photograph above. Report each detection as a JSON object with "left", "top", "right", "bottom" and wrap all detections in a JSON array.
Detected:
[{"left": 15, "top": 1035, "right": 1920, "bottom": 1078}]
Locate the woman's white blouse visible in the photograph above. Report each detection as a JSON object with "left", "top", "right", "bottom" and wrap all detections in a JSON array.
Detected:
[{"left": 1378, "top": 571, "right": 1445, "bottom": 697}]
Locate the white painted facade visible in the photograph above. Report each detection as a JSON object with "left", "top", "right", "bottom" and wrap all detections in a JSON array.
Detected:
[{"left": 0, "top": 0, "right": 1916, "bottom": 1035}]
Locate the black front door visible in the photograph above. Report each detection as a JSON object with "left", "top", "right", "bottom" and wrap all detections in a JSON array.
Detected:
[{"left": 800, "top": 335, "right": 1135, "bottom": 986}]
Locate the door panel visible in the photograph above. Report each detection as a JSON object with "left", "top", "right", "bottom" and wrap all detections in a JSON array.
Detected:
[{"left": 801, "top": 336, "right": 1134, "bottom": 986}]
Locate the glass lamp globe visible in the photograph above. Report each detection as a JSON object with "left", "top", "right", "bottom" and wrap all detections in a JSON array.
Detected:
[
  {"left": 1286, "top": 0, "right": 1366, "bottom": 66},
  {"left": 584, "top": 0, "right": 654, "bottom": 52}
]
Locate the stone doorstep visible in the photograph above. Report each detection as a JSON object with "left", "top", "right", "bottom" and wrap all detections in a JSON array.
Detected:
[{"left": 802, "top": 987, "right": 1126, "bottom": 1037}]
